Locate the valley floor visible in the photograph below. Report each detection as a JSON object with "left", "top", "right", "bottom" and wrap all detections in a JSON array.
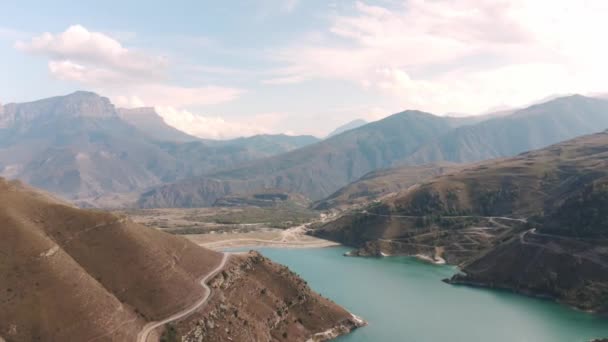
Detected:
[
  {"left": 187, "top": 225, "right": 339, "bottom": 250},
  {"left": 119, "top": 206, "right": 340, "bottom": 250}
]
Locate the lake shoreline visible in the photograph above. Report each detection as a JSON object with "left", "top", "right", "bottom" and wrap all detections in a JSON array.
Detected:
[
  {"left": 251, "top": 246, "right": 608, "bottom": 341},
  {"left": 445, "top": 277, "right": 608, "bottom": 317}
]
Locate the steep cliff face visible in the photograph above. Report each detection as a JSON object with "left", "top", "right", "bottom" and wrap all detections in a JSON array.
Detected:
[
  {"left": 165, "top": 252, "right": 365, "bottom": 342},
  {"left": 0, "top": 91, "right": 117, "bottom": 128}
]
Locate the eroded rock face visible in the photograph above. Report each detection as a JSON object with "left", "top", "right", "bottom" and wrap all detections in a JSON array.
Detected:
[{"left": 168, "top": 251, "right": 365, "bottom": 342}]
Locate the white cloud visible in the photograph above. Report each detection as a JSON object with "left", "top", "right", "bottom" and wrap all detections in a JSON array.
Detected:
[
  {"left": 119, "top": 84, "right": 243, "bottom": 108},
  {"left": 16, "top": 25, "right": 243, "bottom": 111},
  {"left": 156, "top": 106, "right": 285, "bottom": 139},
  {"left": 367, "top": 63, "right": 576, "bottom": 113},
  {"left": 46, "top": 59, "right": 242, "bottom": 108},
  {"left": 113, "top": 95, "right": 145, "bottom": 108},
  {"left": 16, "top": 25, "right": 166, "bottom": 78},
  {"left": 48, "top": 60, "right": 127, "bottom": 84},
  {"left": 267, "top": 0, "right": 608, "bottom": 113}
]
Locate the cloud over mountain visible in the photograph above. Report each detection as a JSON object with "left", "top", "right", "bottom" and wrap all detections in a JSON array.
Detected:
[{"left": 16, "top": 25, "right": 242, "bottom": 109}]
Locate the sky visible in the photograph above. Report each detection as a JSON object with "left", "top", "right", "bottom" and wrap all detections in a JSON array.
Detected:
[{"left": 1, "top": 0, "right": 608, "bottom": 139}]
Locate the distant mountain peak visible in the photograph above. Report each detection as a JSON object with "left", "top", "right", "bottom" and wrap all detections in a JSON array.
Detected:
[
  {"left": 117, "top": 106, "right": 199, "bottom": 142},
  {"left": 0, "top": 91, "right": 117, "bottom": 129},
  {"left": 327, "top": 119, "right": 367, "bottom": 137},
  {"left": 544, "top": 93, "right": 588, "bottom": 103},
  {"left": 509, "top": 94, "right": 605, "bottom": 120},
  {"left": 68, "top": 90, "right": 102, "bottom": 97}
]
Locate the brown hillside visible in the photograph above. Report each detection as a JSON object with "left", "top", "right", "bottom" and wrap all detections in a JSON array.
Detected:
[
  {"left": 387, "top": 131, "right": 608, "bottom": 219},
  {"left": 315, "top": 131, "right": 608, "bottom": 256},
  {"left": 0, "top": 178, "right": 222, "bottom": 341},
  {"left": 313, "top": 163, "right": 462, "bottom": 210}
]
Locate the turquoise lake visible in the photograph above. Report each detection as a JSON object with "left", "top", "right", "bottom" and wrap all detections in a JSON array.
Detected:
[{"left": 238, "top": 246, "right": 608, "bottom": 342}]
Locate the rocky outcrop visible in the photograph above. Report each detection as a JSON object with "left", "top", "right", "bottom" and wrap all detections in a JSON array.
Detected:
[
  {"left": 306, "top": 314, "right": 366, "bottom": 342},
  {"left": 168, "top": 251, "right": 366, "bottom": 342}
]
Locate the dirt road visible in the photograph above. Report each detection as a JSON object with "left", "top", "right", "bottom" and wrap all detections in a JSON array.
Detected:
[{"left": 136, "top": 253, "right": 229, "bottom": 342}]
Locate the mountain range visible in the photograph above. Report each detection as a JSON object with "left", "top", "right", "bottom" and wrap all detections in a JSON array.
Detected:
[
  {"left": 0, "top": 92, "right": 318, "bottom": 204},
  {"left": 138, "top": 95, "right": 608, "bottom": 208},
  {"left": 137, "top": 110, "right": 465, "bottom": 207},
  {"left": 327, "top": 119, "right": 367, "bottom": 137},
  {"left": 3, "top": 91, "right": 608, "bottom": 210}
]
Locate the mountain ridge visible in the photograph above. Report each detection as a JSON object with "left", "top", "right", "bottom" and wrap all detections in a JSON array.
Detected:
[
  {"left": 138, "top": 95, "right": 608, "bottom": 208},
  {"left": 405, "top": 95, "right": 608, "bottom": 164},
  {"left": 327, "top": 118, "right": 367, "bottom": 137},
  {"left": 0, "top": 92, "right": 321, "bottom": 204},
  {"left": 137, "top": 110, "right": 460, "bottom": 207},
  {"left": 118, "top": 106, "right": 200, "bottom": 142}
]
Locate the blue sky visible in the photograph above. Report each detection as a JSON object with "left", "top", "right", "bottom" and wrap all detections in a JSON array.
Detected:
[{"left": 1, "top": 1, "right": 607, "bottom": 138}]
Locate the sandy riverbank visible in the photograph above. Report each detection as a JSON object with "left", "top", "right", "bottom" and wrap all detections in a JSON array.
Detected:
[{"left": 185, "top": 228, "right": 339, "bottom": 250}]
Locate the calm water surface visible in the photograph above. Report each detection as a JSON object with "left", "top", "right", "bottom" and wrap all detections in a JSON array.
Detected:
[{"left": 233, "top": 246, "right": 608, "bottom": 342}]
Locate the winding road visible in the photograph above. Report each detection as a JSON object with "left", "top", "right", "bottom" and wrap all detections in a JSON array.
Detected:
[
  {"left": 136, "top": 253, "right": 229, "bottom": 342},
  {"left": 359, "top": 210, "right": 528, "bottom": 223}
]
